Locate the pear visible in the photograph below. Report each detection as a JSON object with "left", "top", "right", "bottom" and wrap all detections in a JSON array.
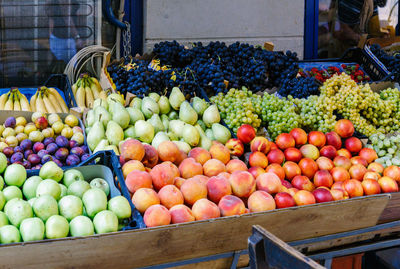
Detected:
[
  {"left": 167, "top": 132, "right": 179, "bottom": 141},
  {"left": 169, "top": 120, "right": 186, "bottom": 138},
  {"left": 182, "top": 124, "right": 200, "bottom": 146},
  {"left": 192, "top": 97, "right": 208, "bottom": 116},
  {"left": 212, "top": 123, "right": 231, "bottom": 144},
  {"left": 205, "top": 129, "right": 215, "bottom": 141},
  {"left": 169, "top": 87, "right": 185, "bottom": 110},
  {"left": 86, "top": 110, "right": 95, "bottom": 128},
  {"left": 197, "top": 120, "right": 206, "bottom": 131},
  {"left": 107, "top": 93, "right": 124, "bottom": 105},
  {"left": 106, "top": 121, "right": 124, "bottom": 146},
  {"left": 124, "top": 126, "right": 136, "bottom": 139},
  {"left": 135, "top": 120, "right": 154, "bottom": 143},
  {"left": 158, "top": 96, "right": 171, "bottom": 114},
  {"left": 203, "top": 105, "right": 221, "bottom": 127},
  {"left": 126, "top": 107, "right": 144, "bottom": 125},
  {"left": 141, "top": 97, "right": 159, "bottom": 119},
  {"left": 149, "top": 92, "right": 160, "bottom": 102},
  {"left": 179, "top": 101, "right": 198, "bottom": 125},
  {"left": 94, "top": 106, "right": 111, "bottom": 129},
  {"left": 195, "top": 124, "right": 212, "bottom": 151},
  {"left": 111, "top": 102, "right": 130, "bottom": 129},
  {"left": 104, "top": 145, "right": 120, "bottom": 155},
  {"left": 168, "top": 111, "right": 178, "bottom": 120},
  {"left": 173, "top": 141, "right": 191, "bottom": 154},
  {"left": 93, "top": 99, "right": 108, "bottom": 110},
  {"left": 147, "top": 114, "right": 165, "bottom": 133},
  {"left": 87, "top": 121, "right": 105, "bottom": 151},
  {"left": 130, "top": 97, "right": 142, "bottom": 110},
  {"left": 93, "top": 139, "right": 109, "bottom": 154},
  {"left": 151, "top": 132, "right": 170, "bottom": 149}
]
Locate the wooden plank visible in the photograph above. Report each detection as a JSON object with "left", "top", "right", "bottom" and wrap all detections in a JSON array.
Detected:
[
  {"left": 378, "top": 192, "right": 400, "bottom": 224},
  {"left": 0, "top": 195, "right": 389, "bottom": 269}
]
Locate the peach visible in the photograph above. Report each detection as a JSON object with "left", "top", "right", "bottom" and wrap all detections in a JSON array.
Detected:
[
  {"left": 270, "top": 142, "right": 278, "bottom": 150},
  {"left": 191, "top": 198, "right": 220, "bottom": 220},
  {"left": 225, "top": 138, "right": 245, "bottom": 157},
  {"left": 289, "top": 128, "right": 308, "bottom": 147},
  {"left": 203, "top": 159, "right": 226, "bottom": 177},
  {"left": 345, "top": 137, "right": 363, "bottom": 154},
  {"left": 226, "top": 159, "right": 247, "bottom": 173},
  {"left": 349, "top": 164, "right": 367, "bottom": 181},
  {"left": 248, "top": 191, "right": 276, "bottom": 212},
  {"left": 378, "top": 176, "right": 399, "bottom": 193},
  {"left": 119, "top": 139, "right": 145, "bottom": 162},
  {"left": 218, "top": 195, "right": 246, "bottom": 216},
  {"left": 300, "top": 144, "right": 320, "bottom": 160},
  {"left": 343, "top": 179, "right": 364, "bottom": 197},
  {"left": 180, "top": 178, "right": 207, "bottom": 205},
  {"left": 298, "top": 158, "right": 318, "bottom": 179},
  {"left": 158, "top": 185, "right": 184, "bottom": 209},
  {"left": 229, "top": 171, "right": 256, "bottom": 197},
  {"left": 178, "top": 158, "right": 203, "bottom": 179},
  {"left": 125, "top": 170, "right": 153, "bottom": 193},
  {"left": 331, "top": 189, "right": 348, "bottom": 201},
  {"left": 249, "top": 152, "right": 269, "bottom": 169},
  {"left": 284, "top": 148, "right": 302, "bottom": 163},
  {"left": 174, "top": 177, "right": 186, "bottom": 189},
  {"left": 281, "top": 179, "right": 293, "bottom": 189},
  {"left": 316, "top": 157, "right": 334, "bottom": 171},
  {"left": 256, "top": 172, "right": 282, "bottom": 194},
  {"left": 248, "top": 166, "right": 265, "bottom": 179},
  {"left": 142, "top": 144, "right": 159, "bottom": 168},
  {"left": 192, "top": 175, "right": 209, "bottom": 185},
  {"left": 265, "top": 164, "right": 285, "bottom": 180},
  {"left": 293, "top": 190, "right": 316, "bottom": 206},
  {"left": 333, "top": 156, "right": 352, "bottom": 170},
  {"left": 291, "top": 175, "right": 315, "bottom": 191},
  {"left": 237, "top": 124, "right": 256, "bottom": 144},
  {"left": 383, "top": 166, "right": 400, "bottom": 182},
  {"left": 363, "top": 171, "right": 380, "bottom": 181},
  {"left": 359, "top": 148, "right": 378, "bottom": 164},
  {"left": 209, "top": 143, "right": 231, "bottom": 164},
  {"left": 169, "top": 204, "right": 195, "bottom": 224},
  {"left": 217, "top": 172, "right": 231, "bottom": 180},
  {"left": 174, "top": 150, "right": 188, "bottom": 166},
  {"left": 250, "top": 137, "right": 271, "bottom": 154},
  {"left": 313, "top": 170, "right": 333, "bottom": 188},
  {"left": 267, "top": 149, "right": 285, "bottom": 164},
  {"left": 283, "top": 161, "right": 301, "bottom": 180},
  {"left": 331, "top": 181, "right": 346, "bottom": 193},
  {"left": 122, "top": 160, "right": 146, "bottom": 178},
  {"left": 287, "top": 188, "right": 299, "bottom": 197},
  {"left": 362, "top": 179, "right": 381, "bottom": 195},
  {"left": 131, "top": 188, "right": 160, "bottom": 213},
  {"left": 368, "top": 162, "right": 385, "bottom": 174},
  {"left": 330, "top": 167, "right": 350, "bottom": 182},
  {"left": 144, "top": 204, "right": 171, "bottom": 227},
  {"left": 274, "top": 192, "right": 296, "bottom": 208},
  {"left": 335, "top": 119, "right": 354, "bottom": 138},
  {"left": 325, "top": 131, "right": 342, "bottom": 150},
  {"left": 188, "top": 147, "right": 211, "bottom": 165},
  {"left": 308, "top": 131, "right": 326, "bottom": 148},
  {"left": 275, "top": 133, "right": 295, "bottom": 150},
  {"left": 320, "top": 145, "right": 337, "bottom": 160},
  {"left": 206, "top": 176, "right": 232, "bottom": 203},
  {"left": 351, "top": 156, "right": 368, "bottom": 167},
  {"left": 158, "top": 141, "right": 180, "bottom": 162},
  {"left": 312, "top": 188, "right": 334, "bottom": 203},
  {"left": 150, "top": 161, "right": 180, "bottom": 190}
]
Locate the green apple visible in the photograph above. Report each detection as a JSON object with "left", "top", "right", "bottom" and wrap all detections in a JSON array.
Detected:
[
  {"left": 39, "top": 161, "right": 63, "bottom": 182},
  {"left": 36, "top": 179, "right": 61, "bottom": 200},
  {"left": 67, "top": 180, "right": 90, "bottom": 198},
  {"left": 93, "top": 210, "right": 118, "bottom": 234},
  {"left": 33, "top": 195, "right": 59, "bottom": 222},
  {"left": 0, "top": 175, "right": 4, "bottom": 191},
  {"left": 90, "top": 178, "right": 110, "bottom": 196},
  {"left": 4, "top": 199, "right": 33, "bottom": 227},
  {"left": 19, "top": 217, "right": 44, "bottom": 242},
  {"left": 0, "top": 225, "right": 21, "bottom": 243},
  {"left": 58, "top": 195, "right": 83, "bottom": 221},
  {"left": 0, "top": 211, "right": 9, "bottom": 227},
  {"left": 0, "top": 191, "right": 5, "bottom": 210},
  {"left": 22, "top": 176, "right": 42, "bottom": 200},
  {"left": 4, "top": 163, "right": 27, "bottom": 187},
  {"left": 108, "top": 196, "right": 131, "bottom": 220},
  {"left": 59, "top": 184, "right": 67, "bottom": 198},
  {"left": 28, "top": 197, "right": 37, "bottom": 207},
  {"left": 3, "top": 186, "right": 23, "bottom": 202},
  {"left": 45, "top": 215, "right": 69, "bottom": 239},
  {"left": 63, "top": 169, "right": 84, "bottom": 187},
  {"left": 82, "top": 188, "right": 107, "bottom": 218},
  {"left": 0, "top": 152, "right": 7, "bottom": 173},
  {"left": 69, "top": 215, "right": 94, "bottom": 237}
]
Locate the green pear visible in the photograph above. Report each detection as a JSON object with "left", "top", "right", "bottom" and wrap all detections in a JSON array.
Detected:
[
  {"left": 179, "top": 101, "right": 198, "bottom": 125},
  {"left": 167, "top": 132, "right": 179, "bottom": 141},
  {"left": 212, "top": 123, "right": 231, "bottom": 144},
  {"left": 126, "top": 107, "right": 144, "bottom": 125},
  {"left": 203, "top": 105, "right": 221, "bottom": 127},
  {"left": 169, "top": 120, "right": 185, "bottom": 138},
  {"left": 93, "top": 99, "right": 108, "bottom": 110},
  {"left": 205, "top": 129, "right": 215, "bottom": 140},
  {"left": 147, "top": 114, "right": 165, "bottom": 133},
  {"left": 197, "top": 120, "right": 206, "bottom": 131},
  {"left": 182, "top": 124, "right": 200, "bottom": 146},
  {"left": 107, "top": 93, "right": 124, "bottom": 105},
  {"left": 87, "top": 120, "right": 105, "bottom": 151},
  {"left": 169, "top": 87, "right": 185, "bottom": 110},
  {"left": 141, "top": 97, "right": 159, "bottom": 119},
  {"left": 192, "top": 97, "right": 208, "bottom": 116},
  {"left": 104, "top": 145, "right": 120, "bottom": 155},
  {"left": 111, "top": 102, "right": 130, "bottom": 129},
  {"left": 194, "top": 124, "right": 212, "bottom": 151},
  {"left": 93, "top": 139, "right": 109, "bottom": 154},
  {"left": 129, "top": 97, "right": 142, "bottom": 110},
  {"left": 158, "top": 96, "right": 171, "bottom": 114},
  {"left": 168, "top": 111, "right": 178, "bottom": 120},
  {"left": 39, "top": 162, "right": 63, "bottom": 182},
  {"left": 173, "top": 141, "right": 191, "bottom": 154},
  {"left": 149, "top": 92, "right": 160, "bottom": 102},
  {"left": 134, "top": 120, "right": 154, "bottom": 143},
  {"left": 94, "top": 106, "right": 111, "bottom": 128},
  {"left": 123, "top": 126, "right": 136, "bottom": 139},
  {"left": 106, "top": 121, "right": 124, "bottom": 146},
  {"left": 82, "top": 188, "right": 107, "bottom": 218},
  {"left": 161, "top": 114, "right": 170, "bottom": 130},
  {"left": 86, "top": 110, "right": 95, "bottom": 128},
  {"left": 151, "top": 132, "right": 170, "bottom": 149}
]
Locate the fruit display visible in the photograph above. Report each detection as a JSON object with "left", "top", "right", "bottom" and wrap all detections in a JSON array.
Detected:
[
  {"left": 0, "top": 159, "right": 132, "bottom": 243},
  {"left": 72, "top": 74, "right": 107, "bottom": 109},
  {"left": 0, "top": 112, "right": 88, "bottom": 169},
  {"left": 30, "top": 86, "right": 69, "bottom": 113},
  {"left": 85, "top": 87, "right": 231, "bottom": 155},
  {"left": 0, "top": 88, "right": 31, "bottom": 111},
  {"left": 370, "top": 44, "right": 400, "bottom": 80}
]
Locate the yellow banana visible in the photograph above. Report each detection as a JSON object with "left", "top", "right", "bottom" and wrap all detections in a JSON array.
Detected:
[
  {"left": 76, "top": 86, "right": 86, "bottom": 108},
  {"left": 0, "top": 93, "right": 9, "bottom": 110},
  {"left": 48, "top": 87, "right": 69, "bottom": 113},
  {"left": 85, "top": 86, "right": 94, "bottom": 108},
  {"left": 99, "top": 90, "right": 107, "bottom": 100},
  {"left": 72, "top": 81, "right": 78, "bottom": 96},
  {"left": 43, "top": 91, "right": 57, "bottom": 113},
  {"left": 90, "top": 77, "right": 103, "bottom": 92},
  {"left": 91, "top": 84, "right": 99, "bottom": 99},
  {"left": 13, "top": 92, "right": 21, "bottom": 111},
  {"left": 35, "top": 90, "right": 47, "bottom": 113},
  {"left": 4, "top": 92, "right": 13, "bottom": 110},
  {"left": 18, "top": 92, "right": 31, "bottom": 111},
  {"left": 30, "top": 91, "right": 38, "bottom": 112},
  {"left": 47, "top": 91, "right": 62, "bottom": 113}
]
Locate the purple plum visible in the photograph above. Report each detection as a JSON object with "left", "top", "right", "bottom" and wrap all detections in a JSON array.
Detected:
[
  {"left": 81, "top": 153, "right": 90, "bottom": 162},
  {"left": 10, "top": 152, "right": 24, "bottom": 163},
  {"left": 33, "top": 164, "right": 42, "bottom": 170},
  {"left": 53, "top": 158, "right": 63, "bottom": 167},
  {"left": 37, "top": 149, "right": 49, "bottom": 159},
  {"left": 33, "top": 142, "right": 45, "bottom": 154},
  {"left": 14, "top": 146, "right": 23, "bottom": 153},
  {"left": 41, "top": 154, "right": 53, "bottom": 164},
  {"left": 24, "top": 149, "right": 34, "bottom": 159},
  {"left": 56, "top": 136, "right": 69, "bottom": 148},
  {"left": 46, "top": 143, "right": 59, "bottom": 155},
  {"left": 81, "top": 145, "right": 89, "bottom": 153},
  {"left": 70, "top": 147, "right": 84, "bottom": 157},
  {"left": 3, "top": 147, "right": 14, "bottom": 158},
  {"left": 55, "top": 148, "right": 69, "bottom": 161},
  {"left": 4, "top": 117, "right": 16, "bottom": 128},
  {"left": 20, "top": 139, "right": 33, "bottom": 151},
  {"left": 69, "top": 140, "right": 78, "bottom": 149},
  {"left": 27, "top": 154, "right": 41, "bottom": 165},
  {"left": 43, "top": 137, "right": 55, "bottom": 147},
  {"left": 22, "top": 160, "right": 31, "bottom": 169},
  {"left": 66, "top": 154, "right": 80, "bottom": 166}
]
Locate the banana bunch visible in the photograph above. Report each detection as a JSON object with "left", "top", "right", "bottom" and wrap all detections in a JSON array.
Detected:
[
  {"left": 72, "top": 74, "right": 107, "bottom": 109},
  {"left": 0, "top": 88, "right": 31, "bottom": 111},
  {"left": 31, "top": 86, "right": 69, "bottom": 113}
]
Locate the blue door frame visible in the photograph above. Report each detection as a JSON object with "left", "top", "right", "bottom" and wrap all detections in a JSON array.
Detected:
[{"left": 304, "top": 0, "right": 319, "bottom": 59}]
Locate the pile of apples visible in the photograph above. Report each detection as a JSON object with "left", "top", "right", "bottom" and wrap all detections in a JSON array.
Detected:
[{"left": 227, "top": 119, "right": 399, "bottom": 208}]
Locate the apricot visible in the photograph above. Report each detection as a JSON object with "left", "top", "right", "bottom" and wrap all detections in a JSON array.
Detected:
[{"left": 131, "top": 188, "right": 160, "bottom": 213}]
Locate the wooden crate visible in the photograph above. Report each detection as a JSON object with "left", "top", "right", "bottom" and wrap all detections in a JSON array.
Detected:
[
  {"left": 0, "top": 194, "right": 389, "bottom": 269},
  {"left": 378, "top": 192, "right": 400, "bottom": 224}
]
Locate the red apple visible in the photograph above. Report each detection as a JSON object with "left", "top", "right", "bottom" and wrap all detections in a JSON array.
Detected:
[
  {"left": 308, "top": 131, "right": 326, "bottom": 148},
  {"left": 299, "top": 144, "right": 320, "bottom": 160},
  {"left": 274, "top": 192, "right": 296, "bottom": 208},
  {"left": 320, "top": 145, "right": 337, "bottom": 160},
  {"left": 345, "top": 137, "right": 362, "bottom": 154},
  {"left": 351, "top": 156, "right": 368, "bottom": 167},
  {"left": 312, "top": 188, "right": 334, "bottom": 203},
  {"left": 325, "top": 131, "right": 342, "bottom": 150},
  {"left": 282, "top": 161, "right": 301, "bottom": 181},
  {"left": 275, "top": 133, "right": 295, "bottom": 150},
  {"left": 361, "top": 178, "right": 381, "bottom": 195},
  {"left": 265, "top": 163, "right": 285, "bottom": 181},
  {"left": 330, "top": 167, "right": 350, "bottom": 182},
  {"left": 284, "top": 148, "right": 302, "bottom": 163},
  {"left": 237, "top": 124, "right": 256, "bottom": 144},
  {"left": 333, "top": 156, "right": 352, "bottom": 170},
  {"left": 316, "top": 157, "right": 334, "bottom": 171},
  {"left": 368, "top": 162, "right": 384, "bottom": 175},
  {"left": 291, "top": 175, "right": 315, "bottom": 192},
  {"left": 337, "top": 148, "right": 352, "bottom": 159},
  {"left": 267, "top": 149, "right": 285, "bottom": 165},
  {"left": 349, "top": 164, "right": 367, "bottom": 181},
  {"left": 313, "top": 170, "right": 333, "bottom": 188},
  {"left": 298, "top": 158, "right": 318, "bottom": 179},
  {"left": 343, "top": 179, "right": 364, "bottom": 197},
  {"left": 383, "top": 166, "right": 400, "bottom": 182},
  {"left": 289, "top": 128, "right": 307, "bottom": 147},
  {"left": 335, "top": 119, "right": 354, "bottom": 138},
  {"left": 293, "top": 190, "right": 316, "bottom": 206},
  {"left": 378, "top": 176, "right": 399, "bottom": 193},
  {"left": 359, "top": 148, "right": 378, "bottom": 164}
]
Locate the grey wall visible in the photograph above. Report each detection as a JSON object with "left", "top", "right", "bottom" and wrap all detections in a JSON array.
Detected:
[{"left": 144, "top": 0, "right": 304, "bottom": 58}]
